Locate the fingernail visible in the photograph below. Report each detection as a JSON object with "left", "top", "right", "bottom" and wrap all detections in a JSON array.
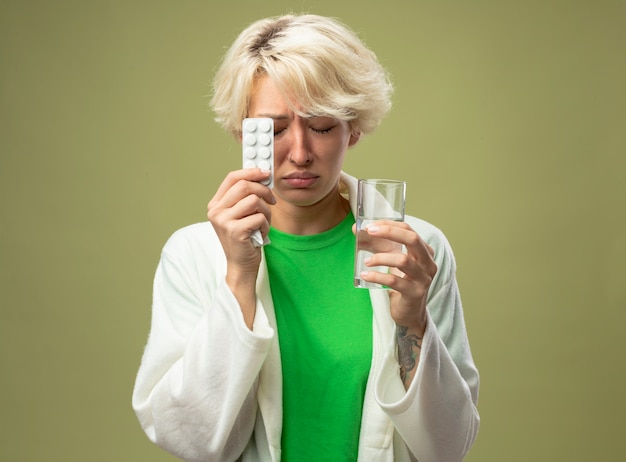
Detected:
[
  {"left": 260, "top": 168, "right": 271, "bottom": 174},
  {"left": 367, "top": 225, "right": 380, "bottom": 233},
  {"left": 364, "top": 257, "right": 372, "bottom": 265}
]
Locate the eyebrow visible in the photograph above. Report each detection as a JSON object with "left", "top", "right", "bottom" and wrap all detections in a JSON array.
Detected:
[
  {"left": 252, "top": 113, "right": 330, "bottom": 121},
  {"left": 254, "top": 113, "right": 290, "bottom": 120}
]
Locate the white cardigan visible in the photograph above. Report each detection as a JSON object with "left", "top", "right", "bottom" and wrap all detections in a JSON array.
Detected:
[{"left": 132, "top": 172, "right": 480, "bottom": 462}]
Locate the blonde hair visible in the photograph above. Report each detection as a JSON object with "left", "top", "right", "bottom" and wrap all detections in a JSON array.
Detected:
[{"left": 210, "top": 14, "right": 393, "bottom": 136}]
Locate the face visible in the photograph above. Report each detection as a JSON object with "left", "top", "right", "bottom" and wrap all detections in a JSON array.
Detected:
[{"left": 247, "top": 75, "right": 360, "bottom": 208}]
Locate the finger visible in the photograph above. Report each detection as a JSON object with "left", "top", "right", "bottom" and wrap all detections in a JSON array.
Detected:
[
  {"left": 366, "top": 251, "right": 436, "bottom": 284},
  {"left": 234, "top": 193, "right": 273, "bottom": 224},
  {"left": 209, "top": 169, "right": 274, "bottom": 209},
  {"left": 214, "top": 202, "right": 271, "bottom": 250},
  {"left": 425, "top": 242, "right": 435, "bottom": 258},
  {"left": 364, "top": 252, "right": 411, "bottom": 283},
  {"left": 360, "top": 260, "right": 433, "bottom": 309},
  {"left": 357, "top": 268, "right": 407, "bottom": 292},
  {"left": 365, "top": 252, "right": 409, "bottom": 272},
  {"left": 208, "top": 178, "right": 275, "bottom": 220},
  {"left": 366, "top": 221, "right": 433, "bottom": 261},
  {"left": 235, "top": 212, "right": 271, "bottom": 243},
  {"left": 356, "top": 224, "right": 403, "bottom": 254},
  {"left": 215, "top": 193, "right": 273, "bottom": 227},
  {"left": 221, "top": 179, "right": 275, "bottom": 209}
]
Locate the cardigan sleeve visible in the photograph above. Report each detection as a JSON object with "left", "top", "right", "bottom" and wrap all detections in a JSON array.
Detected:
[
  {"left": 131, "top": 224, "right": 274, "bottom": 462},
  {"left": 374, "top": 220, "right": 480, "bottom": 462}
]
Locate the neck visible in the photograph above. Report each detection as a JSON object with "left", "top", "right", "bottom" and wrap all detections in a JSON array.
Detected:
[{"left": 270, "top": 189, "right": 351, "bottom": 235}]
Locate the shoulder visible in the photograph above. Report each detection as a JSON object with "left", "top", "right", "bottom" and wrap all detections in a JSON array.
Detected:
[
  {"left": 405, "top": 214, "right": 457, "bottom": 277},
  {"left": 164, "top": 221, "right": 217, "bottom": 247},
  {"left": 161, "top": 221, "right": 225, "bottom": 263},
  {"left": 405, "top": 215, "right": 449, "bottom": 249}
]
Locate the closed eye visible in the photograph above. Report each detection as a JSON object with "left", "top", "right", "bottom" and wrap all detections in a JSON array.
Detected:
[{"left": 311, "top": 125, "right": 335, "bottom": 134}]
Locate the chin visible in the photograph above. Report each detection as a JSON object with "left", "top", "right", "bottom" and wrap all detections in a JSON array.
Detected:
[{"left": 275, "top": 186, "right": 336, "bottom": 208}]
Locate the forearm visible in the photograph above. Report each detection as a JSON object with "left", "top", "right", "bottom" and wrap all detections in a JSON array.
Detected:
[
  {"left": 380, "top": 217, "right": 480, "bottom": 460},
  {"left": 226, "top": 267, "right": 259, "bottom": 329},
  {"left": 397, "top": 324, "right": 424, "bottom": 389},
  {"left": 133, "top": 274, "right": 273, "bottom": 460},
  {"left": 378, "top": 316, "right": 479, "bottom": 462}
]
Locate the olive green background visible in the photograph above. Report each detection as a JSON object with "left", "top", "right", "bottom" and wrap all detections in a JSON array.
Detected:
[{"left": 1, "top": 0, "right": 624, "bottom": 460}]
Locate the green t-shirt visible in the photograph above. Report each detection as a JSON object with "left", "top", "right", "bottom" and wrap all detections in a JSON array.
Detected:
[{"left": 264, "top": 212, "right": 373, "bottom": 461}]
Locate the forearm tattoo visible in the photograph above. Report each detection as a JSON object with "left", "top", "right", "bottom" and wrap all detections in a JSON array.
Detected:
[{"left": 397, "top": 326, "right": 422, "bottom": 385}]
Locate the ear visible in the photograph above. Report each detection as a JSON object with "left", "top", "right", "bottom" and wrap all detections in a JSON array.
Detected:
[{"left": 348, "top": 130, "right": 361, "bottom": 147}]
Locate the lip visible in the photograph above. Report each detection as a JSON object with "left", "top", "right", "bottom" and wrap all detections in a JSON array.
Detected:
[{"left": 282, "top": 172, "right": 319, "bottom": 188}]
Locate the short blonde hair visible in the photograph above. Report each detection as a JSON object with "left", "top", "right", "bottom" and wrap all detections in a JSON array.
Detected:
[{"left": 210, "top": 14, "right": 393, "bottom": 136}]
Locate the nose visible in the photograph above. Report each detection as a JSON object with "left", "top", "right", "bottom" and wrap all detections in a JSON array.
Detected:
[{"left": 288, "top": 125, "right": 312, "bottom": 166}]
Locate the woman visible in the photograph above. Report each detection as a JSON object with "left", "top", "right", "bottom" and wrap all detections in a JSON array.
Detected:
[{"left": 132, "top": 14, "right": 479, "bottom": 462}]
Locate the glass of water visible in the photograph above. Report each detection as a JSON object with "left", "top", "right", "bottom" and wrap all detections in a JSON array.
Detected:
[{"left": 354, "top": 179, "right": 406, "bottom": 289}]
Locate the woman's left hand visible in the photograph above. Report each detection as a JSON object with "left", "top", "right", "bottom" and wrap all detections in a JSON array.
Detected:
[{"left": 355, "top": 220, "right": 437, "bottom": 335}]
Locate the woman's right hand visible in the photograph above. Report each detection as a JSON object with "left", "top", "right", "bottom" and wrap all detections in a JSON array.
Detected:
[{"left": 207, "top": 168, "right": 275, "bottom": 288}]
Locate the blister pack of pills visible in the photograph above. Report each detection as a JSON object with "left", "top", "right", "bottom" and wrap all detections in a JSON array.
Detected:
[
  {"left": 242, "top": 117, "right": 274, "bottom": 189},
  {"left": 242, "top": 117, "right": 274, "bottom": 247}
]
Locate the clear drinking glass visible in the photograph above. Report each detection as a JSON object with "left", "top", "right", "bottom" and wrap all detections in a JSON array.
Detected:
[{"left": 354, "top": 179, "right": 406, "bottom": 289}]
